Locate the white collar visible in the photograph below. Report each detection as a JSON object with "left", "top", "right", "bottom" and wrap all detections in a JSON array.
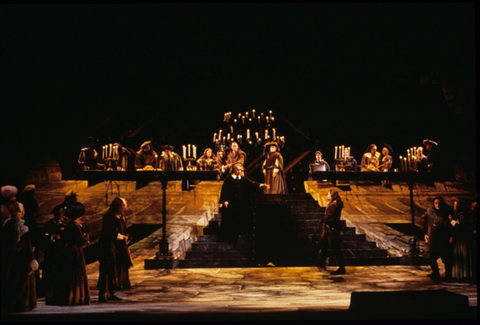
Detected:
[{"left": 232, "top": 174, "right": 241, "bottom": 180}]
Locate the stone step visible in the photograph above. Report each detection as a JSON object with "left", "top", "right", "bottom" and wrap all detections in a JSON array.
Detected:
[
  {"left": 290, "top": 206, "right": 325, "bottom": 213},
  {"left": 310, "top": 240, "right": 378, "bottom": 250},
  {"left": 326, "top": 256, "right": 409, "bottom": 266},
  {"left": 186, "top": 250, "right": 255, "bottom": 259},
  {"left": 178, "top": 258, "right": 256, "bottom": 268},
  {"left": 322, "top": 249, "right": 388, "bottom": 258},
  {"left": 191, "top": 241, "right": 255, "bottom": 251}
]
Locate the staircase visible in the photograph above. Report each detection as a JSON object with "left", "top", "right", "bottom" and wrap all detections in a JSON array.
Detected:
[{"left": 178, "top": 194, "right": 409, "bottom": 268}]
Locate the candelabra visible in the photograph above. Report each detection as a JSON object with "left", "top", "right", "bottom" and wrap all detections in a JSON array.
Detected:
[
  {"left": 213, "top": 110, "right": 286, "bottom": 154},
  {"left": 182, "top": 144, "right": 197, "bottom": 170},
  {"left": 399, "top": 146, "right": 424, "bottom": 172}
]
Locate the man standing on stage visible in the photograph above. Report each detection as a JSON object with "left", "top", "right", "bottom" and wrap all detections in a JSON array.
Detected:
[{"left": 218, "top": 163, "right": 269, "bottom": 247}]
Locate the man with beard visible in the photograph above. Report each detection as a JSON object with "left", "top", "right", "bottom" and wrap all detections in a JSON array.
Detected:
[
  {"left": 225, "top": 142, "right": 247, "bottom": 175},
  {"left": 134, "top": 141, "right": 157, "bottom": 170},
  {"left": 219, "top": 163, "right": 269, "bottom": 247},
  {"left": 158, "top": 145, "right": 183, "bottom": 171}
]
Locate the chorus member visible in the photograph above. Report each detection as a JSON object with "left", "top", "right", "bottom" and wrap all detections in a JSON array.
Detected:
[
  {"left": 197, "top": 148, "right": 217, "bottom": 171},
  {"left": 1, "top": 185, "right": 18, "bottom": 225},
  {"left": 379, "top": 144, "right": 393, "bottom": 187},
  {"left": 309, "top": 150, "right": 330, "bottom": 181},
  {"left": 219, "top": 163, "right": 269, "bottom": 246},
  {"left": 226, "top": 142, "right": 247, "bottom": 174},
  {"left": 1, "top": 201, "right": 38, "bottom": 312},
  {"left": 134, "top": 141, "right": 157, "bottom": 170},
  {"left": 450, "top": 199, "right": 475, "bottom": 282},
  {"left": 423, "top": 139, "right": 439, "bottom": 172},
  {"left": 45, "top": 202, "right": 90, "bottom": 306},
  {"left": 360, "top": 144, "right": 380, "bottom": 171},
  {"left": 318, "top": 190, "right": 346, "bottom": 275},
  {"left": 216, "top": 149, "right": 228, "bottom": 179},
  {"left": 421, "top": 197, "right": 453, "bottom": 281},
  {"left": 158, "top": 145, "right": 183, "bottom": 171},
  {"left": 262, "top": 142, "right": 287, "bottom": 194},
  {"left": 97, "top": 197, "right": 132, "bottom": 302}
]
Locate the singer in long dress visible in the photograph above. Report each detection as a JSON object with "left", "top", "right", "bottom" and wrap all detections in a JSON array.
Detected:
[{"left": 262, "top": 142, "right": 287, "bottom": 194}]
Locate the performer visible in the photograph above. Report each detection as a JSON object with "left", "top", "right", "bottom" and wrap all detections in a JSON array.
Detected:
[
  {"left": 158, "top": 145, "right": 183, "bottom": 171},
  {"left": 1, "top": 185, "right": 18, "bottom": 224},
  {"left": 262, "top": 142, "right": 287, "bottom": 194},
  {"left": 318, "top": 189, "right": 346, "bottom": 275},
  {"left": 216, "top": 149, "right": 228, "bottom": 179},
  {"left": 134, "top": 141, "right": 157, "bottom": 170},
  {"left": 225, "top": 142, "right": 247, "bottom": 174},
  {"left": 97, "top": 197, "right": 132, "bottom": 302},
  {"left": 360, "top": 144, "right": 380, "bottom": 171},
  {"left": 78, "top": 136, "right": 99, "bottom": 170},
  {"left": 45, "top": 202, "right": 90, "bottom": 306},
  {"left": 379, "top": 143, "right": 393, "bottom": 188},
  {"left": 197, "top": 148, "right": 217, "bottom": 171},
  {"left": 421, "top": 197, "right": 453, "bottom": 281},
  {"left": 309, "top": 150, "right": 330, "bottom": 181},
  {"left": 415, "top": 146, "right": 427, "bottom": 172},
  {"left": 218, "top": 163, "right": 269, "bottom": 246},
  {"left": 450, "top": 199, "right": 475, "bottom": 282},
  {"left": 1, "top": 201, "right": 38, "bottom": 312},
  {"left": 423, "top": 139, "right": 439, "bottom": 172}
]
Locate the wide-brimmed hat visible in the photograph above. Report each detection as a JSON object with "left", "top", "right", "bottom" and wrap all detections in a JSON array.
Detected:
[
  {"left": 423, "top": 139, "right": 438, "bottom": 146},
  {"left": 381, "top": 143, "right": 393, "bottom": 155},
  {"left": 65, "top": 202, "right": 85, "bottom": 220},
  {"left": 164, "top": 145, "right": 174, "bottom": 151},
  {"left": 140, "top": 141, "right": 152, "bottom": 149},
  {"left": 264, "top": 141, "right": 280, "bottom": 151}
]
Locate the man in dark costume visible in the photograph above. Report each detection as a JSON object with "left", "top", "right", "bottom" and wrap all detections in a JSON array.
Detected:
[
  {"left": 225, "top": 142, "right": 247, "bottom": 174},
  {"left": 423, "top": 139, "right": 439, "bottom": 172},
  {"left": 318, "top": 189, "right": 347, "bottom": 275},
  {"left": 78, "top": 136, "right": 99, "bottom": 170},
  {"left": 134, "top": 141, "right": 157, "bottom": 170},
  {"left": 422, "top": 196, "right": 453, "bottom": 281},
  {"left": 97, "top": 197, "right": 132, "bottom": 302},
  {"left": 218, "top": 163, "right": 269, "bottom": 246},
  {"left": 158, "top": 145, "right": 183, "bottom": 171},
  {"left": 309, "top": 150, "right": 331, "bottom": 181}
]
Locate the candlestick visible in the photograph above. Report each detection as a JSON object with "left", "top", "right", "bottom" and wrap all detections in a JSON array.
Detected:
[
  {"left": 183, "top": 145, "right": 186, "bottom": 159},
  {"left": 247, "top": 129, "right": 250, "bottom": 139},
  {"left": 238, "top": 113, "right": 241, "bottom": 118},
  {"left": 334, "top": 146, "right": 338, "bottom": 159},
  {"left": 109, "top": 144, "right": 112, "bottom": 158},
  {"left": 245, "top": 112, "right": 248, "bottom": 118},
  {"left": 249, "top": 118, "right": 252, "bottom": 124},
  {"left": 213, "top": 133, "right": 217, "bottom": 143},
  {"left": 258, "top": 116, "right": 261, "bottom": 124},
  {"left": 188, "top": 144, "right": 191, "bottom": 157},
  {"left": 404, "top": 157, "right": 407, "bottom": 172},
  {"left": 399, "top": 156, "right": 403, "bottom": 172},
  {"left": 218, "top": 130, "right": 222, "bottom": 141},
  {"left": 193, "top": 145, "right": 196, "bottom": 159},
  {"left": 265, "top": 129, "right": 268, "bottom": 140},
  {"left": 271, "top": 117, "right": 274, "bottom": 122},
  {"left": 234, "top": 119, "right": 237, "bottom": 124},
  {"left": 223, "top": 136, "right": 225, "bottom": 145},
  {"left": 272, "top": 128, "right": 276, "bottom": 141},
  {"left": 255, "top": 132, "right": 259, "bottom": 140},
  {"left": 227, "top": 133, "right": 230, "bottom": 141},
  {"left": 252, "top": 109, "right": 255, "bottom": 118},
  {"left": 266, "top": 116, "right": 269, "bottom": 124},
  {"left": 269, "top": 110, "right": 272, "bottom": 119}
]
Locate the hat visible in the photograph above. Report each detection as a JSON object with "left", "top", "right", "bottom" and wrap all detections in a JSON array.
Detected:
[
  {"left": 264, "top": 141, "right": 280, "bottom": 151},
  {"left": 50, "top": 203, "right": 64, "bottom": 216},
  {"left": 164, "top": 145, "right": 174, "bottom": 151},
  {"left": 381, "top": 143, "right": 393, "bottom": 155},
  {"left": 140, "top": 141, "right": 152, "bottom": 149},
  {"left": 23, "top": 184, "right": 35, "bottom": 192},
  {"left": 1, "top": 185, "right": 18, "bottom": 199},
  {"left": 423, "top": 139, "right": 438, "bottom": 147},
  {"left": 65, "top": 202, "right": 85, "bottom": 220},
  {"left": 315, "top": 150, "right": 322, "bottom": 155}
]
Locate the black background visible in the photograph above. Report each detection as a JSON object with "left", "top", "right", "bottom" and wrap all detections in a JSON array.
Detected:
[{"left": 1, "top": 3, "right": 475, "bottom": 187}]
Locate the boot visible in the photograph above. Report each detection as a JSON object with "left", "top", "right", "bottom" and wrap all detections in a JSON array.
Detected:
[{"left": 330, "top": 267, "right": 346, "bottom": 275}]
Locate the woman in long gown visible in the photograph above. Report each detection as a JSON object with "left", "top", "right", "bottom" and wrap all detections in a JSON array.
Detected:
[
  {"left": 1, "top": 201, "right": 38, "bottom": 312},
  {"left": 45, "top": 202, "right": 90, "bottom": 306},
  {"left": 450, "top": 199, "right": 475, "bottom": 282},
  {"left": 262, "top": 142, "right": 287, "bottom": 194}
]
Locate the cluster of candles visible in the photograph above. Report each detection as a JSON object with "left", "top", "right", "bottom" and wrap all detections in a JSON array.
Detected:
[
  {"left": 102, "top": 144, "right": 120, "bottom": 160},
  {"left": 334, "top": 145, "right": 351, "bottom": 160},
  {"left": 215, "top": 110, "right": 285, "bottom": 146},
  {"left": 399, "top": 146, "right": 423, "bottom": 172},
  {"left": 182, "top": 144, "right": 197, "bottom": 159}
]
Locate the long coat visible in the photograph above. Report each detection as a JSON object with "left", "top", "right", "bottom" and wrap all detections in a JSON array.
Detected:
[
  {"left": 421, "top": 206, "right": 452, "bottom": 254},
  {"left": 97, "top": 212, "right": 132, "bottom": 295},
  {"left": 45, "top": 220, "right": 90, "bottom": 306},
  {"left": 218, "top": 175, "right": 262, "bottom": 242},
  {"left": 262, "top": 152, "right": 287, "bottom": 194}
]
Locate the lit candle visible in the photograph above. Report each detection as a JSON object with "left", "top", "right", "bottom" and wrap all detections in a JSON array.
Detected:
[
  {"left": 223, "top": 136, "right": 225, "bottom": 144},
  {"left": 252, "top": 109, "right": 255, "bottom": 118},
  {"left": 218, "top": 130, "right": 222, "bottom": 141},
  {"left": 102, "top": 145, "right": 105, "bottom": 159},
  {"left": 271, "top": 117, "right": 274, "bottom": 122},
  {"left": 224, "top": 113, "right": 226, "bottom": 122},
  {"left": 109, "top": 144, "right": 112, "bottom": 158},
  {"left": 347, "top": 147, "right": 351, "bottom": 157},
  {"left": 193, "top": 145, "right": 196, "bottom": 159},
  {"left": 266, "top": 116, "right": 269, "bottom": 124},
  {"left": 258, "top": 116, "right": 261, "bottom": 124},
  {"left": 340, "top": 145, "right": 344, "bottom": 159},
  {"left": 249, "top": 118, "right": 252, "bottom": 124},
  {"left": 238, "top": 113, "right": 241, "bottom": 118},
  {"left": 272, "top": 128, "right": 276, "bottom": 141},
  {"left": 245, "top": 112, "right": 249, "bottom": 118},
  {"left": 269, "top": 110, "right": 272, "bottom": 119},
  {"left": 255, "top": 132, "right": 259, "bottom": 140},
  {"left": 213, "top": 133, "right": 217, "bottom": 142},
  {"left": 404, "top": 158, "right": 407, "bottom": 172},
  {"left": 247, "top": 129, "right": 250, "bottom": 139},
  {"left": 242, "top": 116, "right": 245, "bottom": 124},
  {"left": 234, "top": 119, "right": 237, "bottom": 124},
  {"left": 399, "top": 156, "right": 403, "bottom": 171},
  {"left": 265, "top": 129, "right": 268, "bottom": 140},
  {"left": 188, "top": 144, "right": 191, "bottom": 157},
  {"left": 183, "top": 145, "right": 186, "bottom": 159},
  {"left": 227, "top": 133, "right": 230, "bottom": 141}
]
